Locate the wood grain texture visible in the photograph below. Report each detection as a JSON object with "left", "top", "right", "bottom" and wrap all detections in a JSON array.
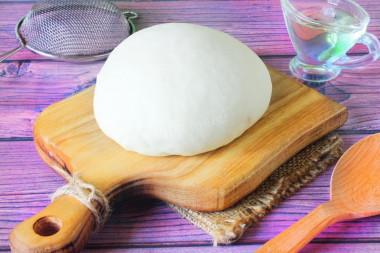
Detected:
[
  {"left": 0, "top": 0, "right": 378, "bottom": 60},
  {"left": 32, "top": 67, "right": 347, "bottom": 210},
  {"left": 82, "top": 244, "right": 380, "bottom": 253},
  {"left": 1, "top": 137, "right": 379, "bottom": 252},
  {"left": 8, "top": 67, "right": 347, "bottom": 252},
  {"left": 1, "top": 0, "right": 380, "bottom": 252}
]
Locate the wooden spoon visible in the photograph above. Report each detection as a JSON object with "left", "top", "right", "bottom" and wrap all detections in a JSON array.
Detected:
[{"left": 256, "top": 133, "right": 380, "bottom": 253}]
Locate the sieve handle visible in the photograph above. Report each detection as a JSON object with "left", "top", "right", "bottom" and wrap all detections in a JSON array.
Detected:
[
  {"left": 123, "top": 11, "right": 138, "bottom": 33},
  {"left": 0, "top": 45, "right": 24, "bottom": 62}
]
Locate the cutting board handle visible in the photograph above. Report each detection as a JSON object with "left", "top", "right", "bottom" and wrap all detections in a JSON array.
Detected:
[{"left": 9, "top": 195, "right": 95, "bottom": 253}]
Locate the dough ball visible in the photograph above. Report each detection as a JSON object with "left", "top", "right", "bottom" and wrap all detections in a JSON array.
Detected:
[{"left": 94, "top": 23, "right": 272, "bottom": 156}]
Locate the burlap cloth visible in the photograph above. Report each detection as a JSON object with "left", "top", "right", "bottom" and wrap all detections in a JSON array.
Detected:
[{"left": 168, "top": 134, "right": 343, "bottom": 245}]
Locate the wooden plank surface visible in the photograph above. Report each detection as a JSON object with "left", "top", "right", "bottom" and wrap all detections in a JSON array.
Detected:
[
  {"left": 1, "top": 0, "right": 380, "bottom": 252},
  {"left": 1, "top": 57, "right": 379, "bottom": 138},
  {"left": 1, "top": 137, "right": 379, "bottom": 252},
  {"left": 0, "top": 0, "right": 378, "bottom": 60}
]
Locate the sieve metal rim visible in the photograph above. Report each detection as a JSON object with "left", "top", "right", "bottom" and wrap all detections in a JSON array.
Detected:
[{"left": 14, "top": 11, "right": 138, "bottom": 62}]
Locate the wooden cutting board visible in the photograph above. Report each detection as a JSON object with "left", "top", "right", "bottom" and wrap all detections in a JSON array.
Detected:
[{"left": 9, "top": 67, "right": 347, "bottom": 252}]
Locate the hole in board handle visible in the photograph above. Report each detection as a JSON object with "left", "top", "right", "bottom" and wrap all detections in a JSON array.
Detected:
[{"left": 33, "top": 216, "right": 62, "bottom": 236}]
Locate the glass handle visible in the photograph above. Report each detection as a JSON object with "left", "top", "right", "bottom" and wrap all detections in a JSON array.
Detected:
[{"left": 333, "top": 32, "right": 380, "bottom": 69}]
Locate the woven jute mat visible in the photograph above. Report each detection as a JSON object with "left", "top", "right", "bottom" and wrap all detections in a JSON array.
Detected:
[{"left": 168, "top": 134, "right": 343, "bottom": 245}]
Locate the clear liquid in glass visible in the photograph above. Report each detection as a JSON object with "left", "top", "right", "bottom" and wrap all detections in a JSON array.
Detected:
[{"left": 285, "top": 6, "right": 364, "bottom": 65}]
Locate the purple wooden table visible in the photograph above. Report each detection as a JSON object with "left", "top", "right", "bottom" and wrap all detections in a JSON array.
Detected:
[{"left": 1, "top": 0, "right": 379, "bottom": 252}]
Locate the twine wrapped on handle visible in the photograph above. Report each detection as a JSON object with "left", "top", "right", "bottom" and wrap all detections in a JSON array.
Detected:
[{"left": 50, "top": 165, "right": 110, "bottom": 231}]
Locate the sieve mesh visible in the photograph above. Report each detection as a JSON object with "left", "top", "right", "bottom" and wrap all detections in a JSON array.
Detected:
[{"left": 1, "top": 0, "right": 136, "bottom": 61}]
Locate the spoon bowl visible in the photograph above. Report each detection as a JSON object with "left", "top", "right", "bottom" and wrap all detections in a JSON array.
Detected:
[
  {"left": 256, "top": 133, "right": 380, "bottom": 253},
  {"left": 331, "top": 133, "right": 380, "bottom": 215}
]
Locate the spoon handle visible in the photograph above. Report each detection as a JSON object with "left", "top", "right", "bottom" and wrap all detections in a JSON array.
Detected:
[{"left": 255, "top": 201, "right": 348, "bottom": 253}]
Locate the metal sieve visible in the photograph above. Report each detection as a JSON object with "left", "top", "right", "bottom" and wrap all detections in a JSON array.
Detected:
[{"left": 0, "top": 0, "right": 138, "bottom": 62}]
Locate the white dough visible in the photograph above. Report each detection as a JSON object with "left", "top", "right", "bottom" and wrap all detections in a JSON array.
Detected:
[{"left": 94, "top": 23, "right": 272, "bottom": 156}]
